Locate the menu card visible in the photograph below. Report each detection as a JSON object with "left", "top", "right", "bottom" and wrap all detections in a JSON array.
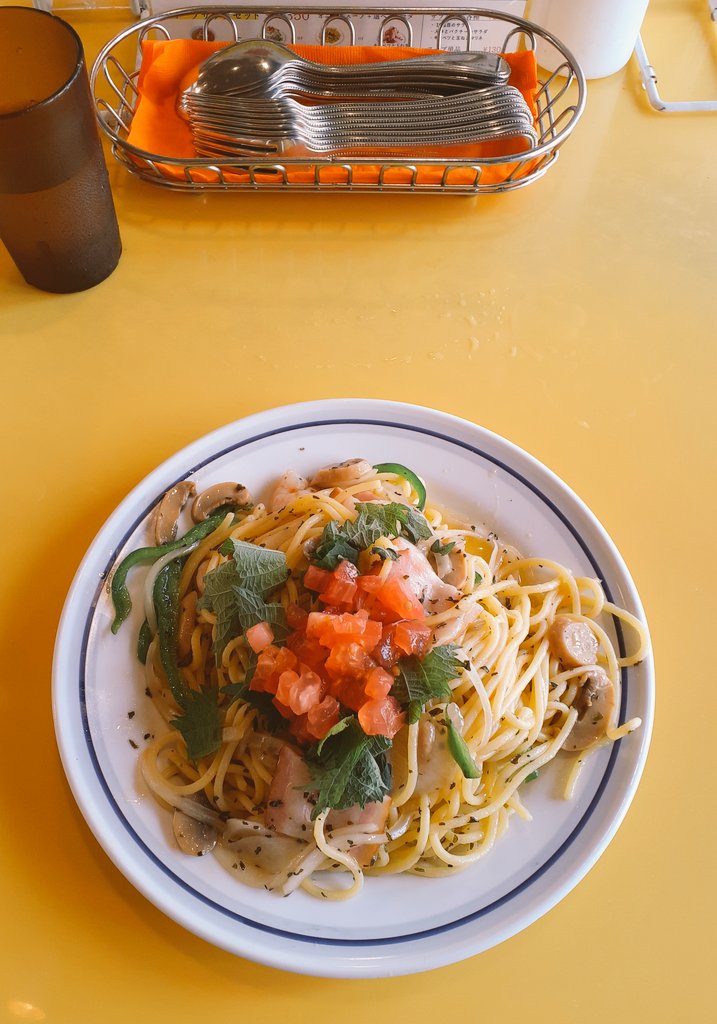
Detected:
[{"left": 130, "top": 1, "right": 529, "bottom": 52}]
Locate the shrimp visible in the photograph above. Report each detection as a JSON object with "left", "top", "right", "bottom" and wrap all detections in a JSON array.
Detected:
[{"left": 269, "top": 469, "right": 312, "bottom": 512}]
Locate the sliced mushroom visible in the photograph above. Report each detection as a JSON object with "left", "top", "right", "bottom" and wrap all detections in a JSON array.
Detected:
[
  {"left": 310, "top": 458, "right": 373, "bottom": 489},
  {"left": 191, "top": 482, "right": 252, "bottom": 523},
  {"left": 302, "top": 537, "right": 319, "bottom": 559},
  {"left": 173, "top": 808, "right": 218, "bottom": 856},
  {"left": 414, "top": 718, "right": 456, "bottom": 795},
  {"left": 153, "top": 481, "right": 196, "bottom": 545},
  {"left": 549, "top": 615, "right": 599, "bottom": 668},
  {"left": 177, "top": 590, "right": 198, "bottom": 661},
  {"left": 435, "top": 544, "right": 469, "bottom": 589},
  {"left": 563, "top": 668, "right": 616, "bottom": 751}
]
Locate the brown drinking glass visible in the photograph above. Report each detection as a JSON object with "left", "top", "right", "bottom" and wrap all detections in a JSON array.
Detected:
[{"left": 0, "top": 6, "right": 121, "bottom": 293}]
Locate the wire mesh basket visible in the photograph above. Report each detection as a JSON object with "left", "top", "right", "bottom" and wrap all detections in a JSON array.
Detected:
[{"left": 90, "top": 5, "right": 586, "bottom": 194}]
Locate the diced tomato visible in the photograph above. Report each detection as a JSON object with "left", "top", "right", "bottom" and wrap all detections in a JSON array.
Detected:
[
  {"left": 303, "top": 565, "right": 332, "bottom": 593},
  {"left": 275, "top": 663, "right": 326, "bottom": 717},
  {"left": 358, "top": 696, "right": 405, "bottom": 738},
  {"left": 356, "top": 573, "right": 384, "bottom": 593},
  {"left": 254, "top": 644, "right": 280, "bottom": 671},
  {"left": 306, "top": 611, "right": 335, "bottom": 638},
  {"left": 286, "top": 603, "right": 309, "bottom": 631},
  {"left": 306, "top": 695, "right": 341, "bottom": 740},
  {"left": 331, "top": 676, "right": 369, "bottom": 713},
  {"left": 251, "top": 644, "right": 281, "bottom": 692},
  {"left": 319, "top": 559, "right": 359, "bottom": 607},
  {"left": 324, "top": 642, "right": 377, "bottom": 711},
  {"left": 368, "top": 601, "right": 402, "bottom": 625},
  {"left": 290, "top": 667, "right": 326, "bottom": 716},
  {"left": 335, "top": 610, "right": 380, "bottom": 645},
  {"left": 334, "top": 559, "right": 359, "bottom": 584},
  {"left": 275, "top": 647, "right": 298, "bottom": 674},
  {"left": 252, "top": 645, "right": 298, "bottom": 695},
  {"left": 352, "top": 588, "right": 370, "bottom": 612},
  {"left": 276, "top": 669, "right": 300, "bottom": 708},
  {"left": 325, "top": 642, "right": 375, "bottom": 682},
  {"left": 307, "top": 609, "right": 381, "bottom": 650},
  {"left": 328, "top": 610, "right": 370, "bottom": 637},
  {"left": 374, "top": 574, "right": 425, "bottom": 621},
  {"left": 319, "top": 578, "right": 357, "bottom": 606},
  {"left": 360, "top": 619, "right": 382, "bottom": 651},
  {"left": 364, "top": 666, "right": 394, "bottom": 700},
  {"left": 286, "top": 631, "right": 328, "bottom": 675},
  {"left": 246, "top": 621, "right": 275, "bottom": 653},
  {"left": 393, "top": 620, "right": 432, "bottom": 657},
  {"left": 254, "top": 673, "right": 278, "bottom": 695},
  {"left": 372, "top": 625, "right": 402, "bottom": 669}
]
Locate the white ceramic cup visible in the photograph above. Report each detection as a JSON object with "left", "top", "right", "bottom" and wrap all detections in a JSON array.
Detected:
[{"left": 528, "top": 0, "right": 650, "bottom": 79}]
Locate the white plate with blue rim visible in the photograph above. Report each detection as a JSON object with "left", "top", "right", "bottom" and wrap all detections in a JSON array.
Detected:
[{"left": 52, "top": 399, "right": 654, "bottom": 978}]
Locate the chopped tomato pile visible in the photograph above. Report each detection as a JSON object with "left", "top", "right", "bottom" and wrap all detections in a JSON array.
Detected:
[{"left": 248, "top": 558, "right": 433, "bottom": 745}]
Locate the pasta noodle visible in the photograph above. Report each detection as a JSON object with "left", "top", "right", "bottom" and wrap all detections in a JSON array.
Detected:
[{"left": 113, "top": 459, "right": 647, "bottom": 900}]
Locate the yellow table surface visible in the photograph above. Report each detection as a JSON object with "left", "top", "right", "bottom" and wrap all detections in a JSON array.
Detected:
[{"left": 1, "top": 0, "right": 715, "bottom": 1019}]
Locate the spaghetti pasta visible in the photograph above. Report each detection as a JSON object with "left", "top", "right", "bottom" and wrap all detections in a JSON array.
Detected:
[{"left": 112, "top": 458, "right": 646, "bottom": 899}]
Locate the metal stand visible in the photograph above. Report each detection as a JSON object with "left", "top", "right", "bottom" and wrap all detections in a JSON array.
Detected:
[{"left": 635, "top": 0, "right": 717, "bottom": 113}]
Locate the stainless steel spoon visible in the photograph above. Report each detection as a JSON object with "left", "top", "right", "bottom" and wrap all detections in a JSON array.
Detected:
[{"left": 186, "top": 39, "right": 511, "bottom": 99}]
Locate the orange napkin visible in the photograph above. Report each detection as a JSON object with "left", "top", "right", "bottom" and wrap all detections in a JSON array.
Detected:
[{"left": 127, "top": 40, "right": 541, "bottom": 188}]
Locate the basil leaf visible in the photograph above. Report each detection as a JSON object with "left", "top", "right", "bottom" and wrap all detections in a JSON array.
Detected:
[
  {"left": 197, "top": 561, "right": 244, "bottom": 661},
  {"left": 431, "top": 539, "right": 456, "bottom": 556},
  {"left": 224, "top": 538, "right": 288, "bottom": 594},
  {"left": 232, "top": 587, "right": 288, "bottom": 640},
  {"left": 312, "top": 521, "right": 363, "bottom": 570},
  {"left": 371, "top": 546, "right": 398, "bottom": 561},
  {"left": 311, "top": 501, "right": 431, "bottom": 570},
  {"left": 407, "top": 699, "right": 423, "bottom": 725},
  {"left": 198, "top": 543, "right": 289, "bottom": 660},
  {"left": 172, "top": 685, "right": 222, "bottom": 762},
  {"left": 392, "top": 645, "right": 463, "bottom": 711},
  {"left": 315, "top": 715, "right": 355, "bottom": 756},
  {"left": 306, "top": 721, "right": 392, "bottom": 817},
  {"left": 353, "top": 502, "right": 432, "bottom": 545}
]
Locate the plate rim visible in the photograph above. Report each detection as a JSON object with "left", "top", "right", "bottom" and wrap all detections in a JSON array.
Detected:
[{"left": 52, "top": 398, "right": 654, "bottom": 977}]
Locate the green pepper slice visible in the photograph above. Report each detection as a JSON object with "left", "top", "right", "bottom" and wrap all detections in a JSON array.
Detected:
[
  {"left": 153, "top": 559, "right": 188, "bottom": 708},
  {"left": 136, "top": 619, "right": 152, "bottom": 665},
  {"left": 110, "top": 510, "right": 228, "bottom": 635},
  {"left": 446, "top": 720, "right": 481, "bottom": 779},
  {"left": 374, "top": 462, "right": 427, "bottom": 510}
]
